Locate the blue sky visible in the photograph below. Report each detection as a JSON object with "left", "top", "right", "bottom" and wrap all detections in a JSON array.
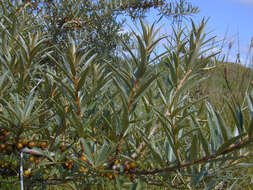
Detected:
[
  {"left": 191, "top": 0, "right": 253, "bottom": 63},
  {"left": 121, "top": 0, "right": 253, "bottom": 64},
  {"left": 123, "top": 0, "right": 253, "bottom": 64}
]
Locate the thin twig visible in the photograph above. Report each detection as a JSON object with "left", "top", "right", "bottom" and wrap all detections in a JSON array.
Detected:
[
  {"left": 131, "top": 124, "right": 159, "bottom": 159},
  {"left": 20, "top": 152, "right": 24, "bottom": 190},
  {"left": 20, "top": 147, "right": 55, "bottom": 156}
]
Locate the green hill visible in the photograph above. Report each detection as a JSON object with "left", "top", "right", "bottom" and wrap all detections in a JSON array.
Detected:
[{"left": 195, "top": 62, "right": 252, "bottom": 108}]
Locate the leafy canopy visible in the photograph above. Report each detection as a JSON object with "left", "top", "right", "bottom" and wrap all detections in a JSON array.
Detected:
[{"left": 0, "top": 0, "right": 253, "bottom": 190}]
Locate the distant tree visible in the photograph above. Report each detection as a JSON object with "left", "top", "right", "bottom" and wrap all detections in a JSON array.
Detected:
[{"left": 9, "top": 0, "right": 198, "bottom": 58}]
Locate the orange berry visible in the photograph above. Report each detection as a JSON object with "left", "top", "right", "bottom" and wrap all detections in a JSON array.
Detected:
[
  {"left": 28, "top": 141, "right": 35, "bottom": 149},
  {"left": 35, "top": 157, "right": 40, "bottom": 164},
  {"left": 16, "top": 142, "right": 23, "bottom": 149},
  {"left": 1, "top": 129, "right": 8, "bottom": 136},
  {"left": 80, "top": 155, "right": 88, "bottom": 162},
  {"left": 23, "top": 169, "right": 31, "bottom": 178},
  {"left": 69, "top": 160, "right": 74, "bottom": 166},
  {"left": 114, "top": 160, "right": 120, "bottom": 166},
  {"left": 68, "top": 163, "right": 73, "bottom": 169},
  {"left": 64, "top": 160, "right": 73, "bottom": 169},
  {"left": 64, "top": 162, "right": 69, "bottom": 167},
  {"left": 125, "top": 164, "right": 130, "bottom": 171},
  {"left": 0, "top": 143, "right": 6, "bottom": 149},
  {"left": 78, "top": 166, "right": 88, "bottom": 172},
  {"left": 124, "top": 161, "right": 131, "bottom": 171},
  {"left": 29, "top": 156, "right": 35, "bottom": 163},
  {"left": 40, "top": 142, "right": 47, "bottom": 149},
  {"left": 129, "top": 162, "right": 136, "bottom": 169},
  {"left": 4, "top": 131, "right": 10, "bottom": 137},
  {"left": 106, "top": 173, "right": 113, "bottom": 180}
]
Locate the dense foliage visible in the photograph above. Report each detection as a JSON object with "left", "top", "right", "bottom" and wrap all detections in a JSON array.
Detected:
[{"left": 0, "top": 0, "right": 253, "bottom": 189}]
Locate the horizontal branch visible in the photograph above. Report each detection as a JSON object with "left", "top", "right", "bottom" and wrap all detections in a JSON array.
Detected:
[
  {"left": 20, "top": 147, "right": 55, "bottom": 156},
  {"left": 130, "top": 137, "right": 253, "bottom": 175}
]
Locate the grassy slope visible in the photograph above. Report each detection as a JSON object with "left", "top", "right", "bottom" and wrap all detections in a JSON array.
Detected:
[
  {"left": 200, "top": 62, "right": 252, "bottom": 108},
  {"left": 191, "top": 61, "right": 253, "bottom": 131}
]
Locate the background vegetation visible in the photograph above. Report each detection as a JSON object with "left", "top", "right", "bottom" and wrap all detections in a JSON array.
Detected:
[{"left": 0, "top": 0, "right": 253, "bottom": 189}]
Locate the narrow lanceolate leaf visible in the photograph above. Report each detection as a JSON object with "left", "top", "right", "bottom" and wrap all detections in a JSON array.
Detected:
[
  {"left": 77, "top": 53, "right": 97, "bottom": 90},
  {"left": 0, "top": 98, "right": 20, "bottom": 123},
  {"left": 47, "top": 72, "right": 76, "bottom": 101},
  {"left": 172, "top": 75, "right": 207, "bottom": 105},
  {"left": 65, "top": 53, "right": 76, "bottom": 77},
  {"left": 236, "top": 108, "right": 244, "bottom": 133},
  {"left": 191, "top": 116, "right": 210, "bottom": 156},
  {"left": 246, "top": 93, "right": 253, "bottom": 118},
  {"left": 206, "top": 178, "right": 218, "bottom": 190},
  {"left": 157, "top": 85, "right": 167, "bottom": 106},
  {"left": 190, "top": 134, "right": 198, "bottom": 161},
  {"left": 228, "top": 180, "right": 238, "bottom": 190},
  {"left": 136, "top": 35, "right": 147, "bottom": 79},
  {"left": 107, "top": 62, "right": 132, "bottom": 90},
  {"left": 23, "top": 93, "right": 38, "bottom": 120},
  {"left": 120, "top": 38, "right": 138, "bottom": 66},
  {"left": 207, "top": 110, "right": 220, "bottom": 153},
  {"left": 121, "top": 97, "right": 129, "bottom": 135},
  {"left": 138, "top": 129, "right": 165, "bottom": 166},
  {"left": 199, "top": 130, "right": 210, "bottom": 157},
  {"left": 191, "top": 163, "right": 209, "bottom": 185},
  {"left": 79, "top": 138, "right": 94, "bottom": 166},
  {"left": 95, "top": 140, "right": 112, "bottom": 167},
  {"left": 46, "top": 53, "right": 73, "bottom": 82},
  {"left": 77, "top": 66, "right": 90, "bottom": 90},
  {"left": 154, "top": 109, "right": 177, "bottom": 158},
  {"left": 248, "top": 117, "right": 253, "bottom": 138},
  {"left": 133, "top": 73, "right": 160, "bottom": 105},
  {"left": 225, "top": 98, "right": 243, "bottom": 134},
  {"left": 164, "top": 55, "right": 177, "bottom": 86},
  {"left": 171, "top": 96, "right": 206, "bottom": 119},
  {"left": 164, "top": 138, "right": 176, "bottom": 163},
  {"left": 0, "top": 71, "right": 8, "bottom": 89},
  {"left": 0, "top": 115, "right": 17, "bottom": 127},
  {"left": 69, "top": 38, "right": 76, "bottom": 62},
  {"left": 216, "top": 112, "right": 231, "bottom": 142},
  {"left": 113, "top": 78, "right": 129, "bottom": 107}
]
